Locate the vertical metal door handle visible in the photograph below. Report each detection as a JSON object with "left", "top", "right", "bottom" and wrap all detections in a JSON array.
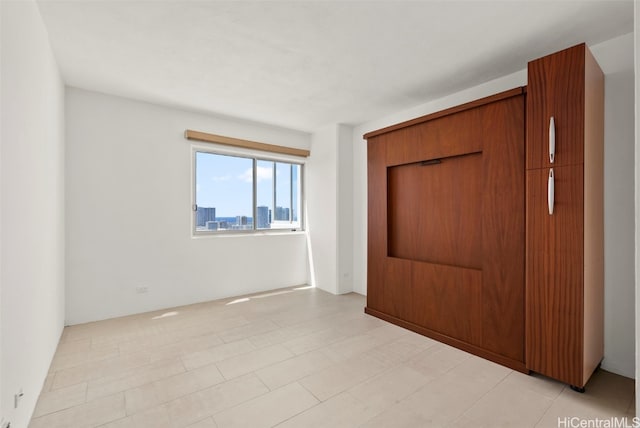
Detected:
[
  {"left": 549, "top": 116, "right": 555, "bottom": 164},
  {"left": 548, "top": 168, "right": 555, "bottom": 215}
]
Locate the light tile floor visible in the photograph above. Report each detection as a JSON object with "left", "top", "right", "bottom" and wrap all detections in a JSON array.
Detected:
[{"left": 30, "top": 287, "right": 635, "bottom": 428}]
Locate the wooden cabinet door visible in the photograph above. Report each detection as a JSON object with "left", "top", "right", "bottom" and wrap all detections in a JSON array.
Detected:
[
  {"left": 525, "top": 164, "right": 584, "bottom": 386},
  {"left": 527, "top": 44, "right": 585, "bottom": 170}
]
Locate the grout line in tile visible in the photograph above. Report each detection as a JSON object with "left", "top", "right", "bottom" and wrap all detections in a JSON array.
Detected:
[
  {"left": 296, "top": 378, "right": 324, "bottom": 403},
  {"left": 253, "top": 373, "right": 272, "bottom": 393},
  {"left": 456, "top": 366, "right": 511, "bottom": 418},
  {"left": 206, "top": 382, "right": 272, "bottom": 420},
  {"left": 214, "top": 362, "right": 230, "bottom": 382},
  {"left": 178, "top": 356, "right": 189, "bottom": 372},
  {"left": 529, "top": 397, "right": 558, "bottom": 428}
]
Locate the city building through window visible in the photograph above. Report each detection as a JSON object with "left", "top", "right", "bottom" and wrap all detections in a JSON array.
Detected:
[{"left": 194, "top": 151, "right": 302, "bottom": 233}]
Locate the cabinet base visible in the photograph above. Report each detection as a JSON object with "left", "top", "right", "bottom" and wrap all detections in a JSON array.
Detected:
[
  {"left": 364, "top": 306, "right": 528, "bottom": 373},
  {"left": 570, "top": 385, "right": 586, "bottom": 393}
]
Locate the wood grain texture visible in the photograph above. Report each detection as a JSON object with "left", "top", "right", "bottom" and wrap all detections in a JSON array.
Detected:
[
  {"left": 480, "top": 95, "right": 525, "bottom": 361},
  {"left": 366, "top": 137, "right": 387, "bottom": 313},
  {"left": 387, "top": 152, "right": 482, "bottom": 269},
  {"left": 366, "top": 89, "right": 526, "bottom": 370},
  {"left": 364, "top": 87, "right": 524, "bottom": 139},
  {"left": 382, "top": 257, "right": 413, "bottom": 320},
  {"left": 526, "top": 44, "right": 585, "bottom": 169},
  {"left": 525, "top": 43, "right": 603, "bottom": 388},
  {"left": 185, "top": 129, "right": 310, "bottom": 157},
  {"left": 582, "top": 46, "right": 604, "bottom": 384},
  {"left": 410, "top": 261, "right": 482, "bottom": 346},
  {"left": 383, "top": 108, "right": 483, "bottom": 167},
  {"left": 526, "top": 165, "right": 584, "bottom": 386}
]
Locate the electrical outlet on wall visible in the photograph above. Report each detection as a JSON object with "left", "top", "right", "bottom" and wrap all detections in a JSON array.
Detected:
[
  {"left": 135, "top": 286, "right": 149, "bottom": 294},
  {"left": 14, "top": 388, "right": 23, "bottom": 408}
]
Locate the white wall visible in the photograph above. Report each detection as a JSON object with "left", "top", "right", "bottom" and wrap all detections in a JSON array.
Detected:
[
  {"left": 307, "top": 123, "right": 354, "bottom": 295},
  {"left": 592, "top": 34, "right": 636, "bottom": 379},
  {"left": 336, "top": 124, "right": 354, "bottom": 294},
  {"left": 307, "top": 125, "right": 338, "bottom": 294},
  {"left": 1, "top": 1, "right": 66, "bottom": 427},
  {"left": 351, "top": 33, "right": 635, "bottom": 379},
  {"left": 65, "top": 88, "right": 310, "bottom": 324}
]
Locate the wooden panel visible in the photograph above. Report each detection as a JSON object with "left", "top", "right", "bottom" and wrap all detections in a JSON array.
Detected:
[
  {"left": 384, "top": 108, "right": 483, "bottom": 167},
  {"left": 366, "top": 137, "right": 387, "bottom": 313},
  {"left": 526, "top": 164, "right": 584, "bottom": 386},
  {"left": 526, "top": 44, "right": 585, "bottom": 169},
  {"left": 387, "top": 152, "right": 482, "bottom": 269},
  {"left": 410, "top": 261, "right": 482, "bottom": 346},
  {"left": 480, "top": 95, "right": 525, "bottom": 361},
  {"left": 364, "top": 87, "right": 524, "bottom": 139},
  {"left": 582, "top": 46, "right": 605, "bottom": 385},
  {"left": 386, "top": 160, "right": 419, "bottom": 264},
  {"left": 382, "top": 257, "right": 412, "bottom": 320},
  {"left": 379, "top": 128, "right": 417, "bottom": 167}
]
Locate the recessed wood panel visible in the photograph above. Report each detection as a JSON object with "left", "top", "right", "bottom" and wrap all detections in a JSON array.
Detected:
[
  {"left": 527, "top": 44, "right": 585, "bottom": 169},
  {"left": 526, "top": 164, "right": 584, "bottom": 386},
  {"left": 410, "top": 261, "right": 482, "bottom": 346},
  {"left": 387, "top": 153, "right": 482, "bottom": 269}
]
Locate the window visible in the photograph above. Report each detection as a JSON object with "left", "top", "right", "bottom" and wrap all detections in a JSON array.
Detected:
[{"left": 194, "top": 150, "right": 303, "bottom": 233}]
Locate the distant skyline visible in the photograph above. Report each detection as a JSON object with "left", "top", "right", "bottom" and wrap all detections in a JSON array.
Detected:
[{"left": 196, "top": 152, "right": 298, "bottom": 218}]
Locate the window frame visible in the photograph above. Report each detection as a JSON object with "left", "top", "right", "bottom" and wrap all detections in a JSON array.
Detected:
[{"left": 191, "top": 146, "right": 305, "bottom": 236}]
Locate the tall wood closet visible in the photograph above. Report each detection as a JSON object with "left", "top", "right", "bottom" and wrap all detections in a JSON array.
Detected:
[
  {"left": 525, "top": 44, "right": 604, "bottom": 390},
  {"left": 364, "top": 43, "right": 604, "bottom": 389}
]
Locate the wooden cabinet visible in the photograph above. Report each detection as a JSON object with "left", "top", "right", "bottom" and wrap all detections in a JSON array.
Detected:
[
  {"left": 525, "top": 43, "right": 604, "bottom": 389},
  {"left": 364, "top": 43, "right": 604, "bottom": 389},
  {"left": 526, "top": 45, "right": 586, "bottom": 169},
  {"left": 365, "top": 89, "right": 527, "bottom": 371}
]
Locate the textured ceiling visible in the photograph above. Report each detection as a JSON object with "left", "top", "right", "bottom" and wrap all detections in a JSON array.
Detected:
[{"left": 37, "top": 0, "right": 633, "bottom": 132}]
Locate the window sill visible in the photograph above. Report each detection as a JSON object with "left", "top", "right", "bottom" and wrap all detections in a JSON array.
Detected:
[{"left": 192, "top": 230, "right": 306, "bottom": 239}]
